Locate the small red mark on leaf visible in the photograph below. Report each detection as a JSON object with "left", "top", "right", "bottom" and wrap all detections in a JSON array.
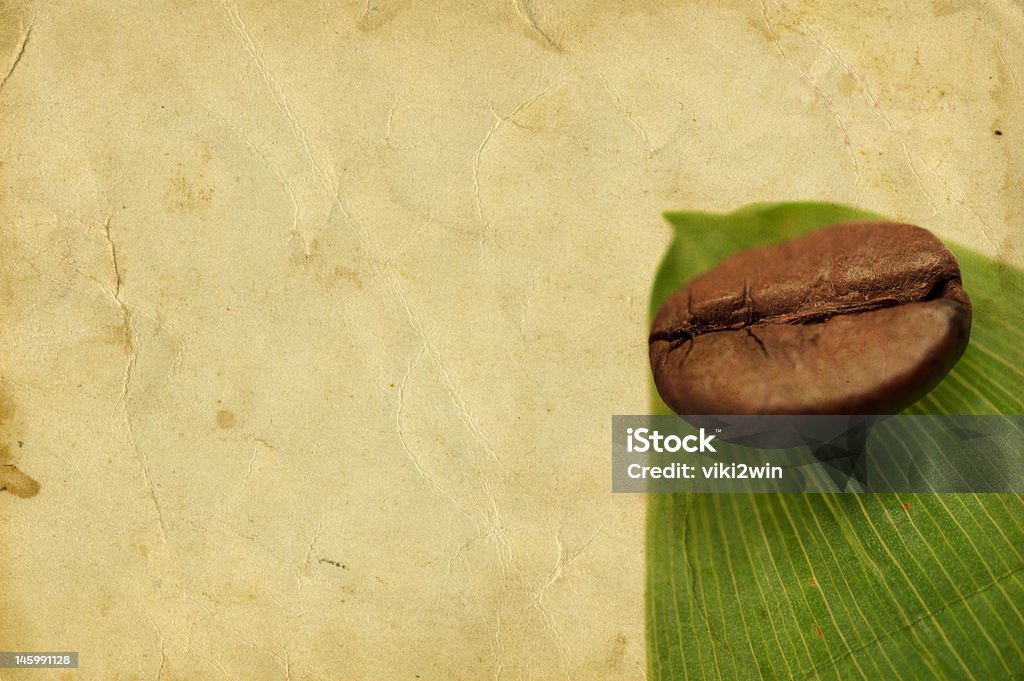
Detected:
[
  {"left": 816, "top": 626, "right": 823, "bottom": 638},
  {"left": 809, "top": 577, "right": 816, "bottom": 586},
  {"left": 903, "top": 502, "right": 910, "bottom": 510}
]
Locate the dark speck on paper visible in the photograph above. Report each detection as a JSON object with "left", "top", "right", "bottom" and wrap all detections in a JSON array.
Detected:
[{"left": 319, "top": 558, "right": 347, "bottom": 569}]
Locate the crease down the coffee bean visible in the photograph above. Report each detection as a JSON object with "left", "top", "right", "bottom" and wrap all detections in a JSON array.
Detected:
[{"left": 650, "top": 275, "right": 965, "bottom": 344}]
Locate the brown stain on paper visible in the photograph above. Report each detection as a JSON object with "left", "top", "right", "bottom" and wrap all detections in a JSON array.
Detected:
[
  {"left": 216, "top": 409, "right": 236, "bottom": 429},
  {"left": 356, "top": 0, "right": 401, "bottom": 32},
  {"left": 0, "top": 390, "right": 15, "bottom": 449},
  {"left": 0, "top": 384, "right": 37, "bottom": 651},
  {"left": 0, "top": 462, "right": 39, "bottom": 498},
  {"left": 166, "top": 151, "right": 216, "bottom": 212},
  {"left": 0, "top": 387, "right": 37, "bottom": 498},
  {"left": 0, "top": 15, "right": 33, "bottom": 632},
  {"left": 606, "top": 633, "right": 628, "bottom": 669},
  {"left": 168, "top": 169, "right": 214, "bottom": 211},
  {"left": 92, "top": 322, "right": 134, "bottom": 354}
]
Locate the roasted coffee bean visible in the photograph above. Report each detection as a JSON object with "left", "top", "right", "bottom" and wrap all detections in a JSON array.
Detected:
[{"left": 649, "top": 222, "right": 972, "bottom": 415}]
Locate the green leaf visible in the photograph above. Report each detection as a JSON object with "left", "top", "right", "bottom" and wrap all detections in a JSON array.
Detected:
[{"left": 646, "top": 202, "right": 1024, "bottom": 679}]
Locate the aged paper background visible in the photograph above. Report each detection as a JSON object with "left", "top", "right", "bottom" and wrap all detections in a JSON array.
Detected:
[{"left": 1, "top": 1, "right": 1021, "bottom": 679}]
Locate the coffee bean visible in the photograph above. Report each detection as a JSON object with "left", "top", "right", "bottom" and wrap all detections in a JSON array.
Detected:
[{"left": 649, "top": 222, "right": 972, "bottom": 414}]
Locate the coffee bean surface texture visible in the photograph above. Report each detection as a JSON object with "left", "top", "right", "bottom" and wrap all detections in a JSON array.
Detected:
[{"left": 649, "top": 222, "right": 972, "bottom": 414}]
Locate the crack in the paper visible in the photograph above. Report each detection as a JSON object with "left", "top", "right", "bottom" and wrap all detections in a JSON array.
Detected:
[
  {"left": 105, "top": 226, "right": 140, "bottom": 448},
  {"left": 0, "top": 24, "right": 30, "bottom": 93},
  {"left": 137, "top": 600, "right": 168, "bottom": 681},
  {"left": 798, "top": 30, "right": 948, "bottom": 222},
  {"left": 596, "top": 72, "right": 687, "bottom": 158},
  {"left": 917, "top": 153, "right": 999, "bottom": 244},
  {"left": 992, "top": 42, "right": 1020, "bottom": 92},
  {"left": 770, "top": 4, "right": 1001, "bottom": 248},
  {"left": 221, "top": 0, "right": 367, "bottom": 255},
  {"left": 221, "top": 1, "right": 334, "bottom": 191},
  {"left": 103, "top": 213, "right": 168, "bottom": 545},
  {"left": 758, "top": 2, "right": 862, "bottom": 186},
  {"left": 525, "top": 527, "right": 604, "bottom": 676},
  {"left": 758, "top": 0, "right": 786, "bottom": 60},
  {"left": 480, "top": 485, "right": 559, "bottom": 680},
  {"left": 228, "top": 104, "right": 313, "bottom": 260},
  {"left": 394, "top": 340, "right": 482, "bottom": 525},
  {"left": 597, "top": 74, "right": 654, "bottom": 158},
  {"left": 473, "top": 80, "right": 563, "bottom": 258},
  {"left": 511, "top": 0, "right": 562, "bottom": 52},
  {"left": 529, "top": 525, "right": 604, "bottom": 676},
  {"left": 807, "top": 75, "right": 862, "bottom": 187},
  {"left": 235, "top": 440, "right": 269, "bottom": 496},
  {"left": 396, "top": 344, "right": 434, "bottom": 482},
  {"left": 398, "top": 279, "right": 504, "bottom": 470},
  {"left": 383, "top": 95, "right": 400, "bottom": 147},
  {"left": 518, "top": 275, "right": 537, "bottom": 336}
]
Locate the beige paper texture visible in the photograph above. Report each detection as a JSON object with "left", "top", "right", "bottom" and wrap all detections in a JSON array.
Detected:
[{"left": 1, "top": 1, "right": 1021, "bottom": 678}]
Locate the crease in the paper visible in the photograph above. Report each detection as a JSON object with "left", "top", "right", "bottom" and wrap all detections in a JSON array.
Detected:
[
  {"left": 383, "top": 95, "right": 400, "bottom": 147},
  {"left": 807, "top": 16, "right": 994, "bottom": 243},
  {"left": 234, "top": 127, "right": 310, "bottom": 256},
  {"left": 757, "top": 3, "right": 863, "bottom": 188},
  {"left": 0, "top": 23, "right": 31, "bottom": 93},
  {"left": 596, "top": 73, "right": 655, "bottom": 157},
  {"left": 103, "top": 212, "right": 168, "bottom": 544},
  {"left": 220, "top": 1, "right": 339, "bottom": 200},
  {"left": 512, "top": 0, "right": 562, "bottom": 52},
  {"left": 473, "top": 80, "right": 564, "bottom": 257}
]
